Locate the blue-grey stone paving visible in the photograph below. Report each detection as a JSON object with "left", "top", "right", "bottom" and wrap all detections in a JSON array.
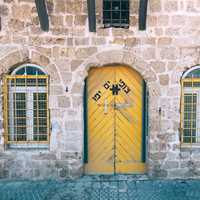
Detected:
[{"left": 1, "top": 175, "right": 200, "bottom": 200}]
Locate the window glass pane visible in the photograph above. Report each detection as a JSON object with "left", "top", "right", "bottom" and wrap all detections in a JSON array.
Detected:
[
  {"left": 121, "top": 11, "right": 129, "bottom": 20},
  {"left": 103, "top": 0, "right": 129, "bottom": 28},
  {"left": 186, "top": 69, "right": 200, "bottom": 78},
  {"left": 112, "top": 1, "right": 120, "bottom": 10},
  {"left": 13, "top": 93, "right": 27, "bottom": 141},
  {"left": 6, "top": 75, "right": 49, "bottom": 145},
  {"left": 33, "top": 93, "right": 48, "bottom": 141},
  {"left": 103, "top": 1, "right": 111, "bottom": 10},
  {"left": 15, "top": 66, "right": 45, "bottom": 75},
  {"left": 121, "top": 1, "right": 129, "bottom": 10},
  {"left": 103, "top": 11, "right": 111, "bottom": 20},
  {"left": 183, "top": 93, "right": 197, "bottom": 143},
  {"left": 112, "top": 11, "right": 120, "bottom": 20},
  {"left": 15, "top": 68, "right": 25, "bottom": 75}
]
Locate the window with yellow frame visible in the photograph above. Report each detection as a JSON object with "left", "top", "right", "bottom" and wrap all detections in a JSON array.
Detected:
[
  {"left": 3, "top": 64, "right": 50, "bottom": 148},
  {"left": 181, "top": 66, "right": 200, "bottom": 146}
]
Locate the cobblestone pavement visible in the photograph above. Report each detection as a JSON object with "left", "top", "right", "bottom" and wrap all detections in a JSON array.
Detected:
[{"left": 1, "top": 175, "right": 200, "bottom": 200}]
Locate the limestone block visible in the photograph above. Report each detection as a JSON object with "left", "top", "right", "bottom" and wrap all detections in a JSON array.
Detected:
[
  {"left": 50, "top": 85, "right": 63, "bottom": 96},
  {"left": 160, "top": 48, "right": 178, "bottom": 60},
  {"left": 164, "top": 0, "right": 178, "bottom": 12},
  {"left": 11, "top": 4, "right": 32, "bottom": 20},
  {"left": 157, "top": 15, "right": 169, "bottom": 26},
  {"left": 46, "top": 0, "right": 54, "bottom": 14},
  {"left": 31, "top": 153, "right": 57, "bottom": 160},
  {"left": 150, "top": 152, "right": 167, "bottom": 160},
  {"left": 74, "top": 15, "right": 87, "bottom": 26},
  {"left": 70, "top": 60, "right": 83, "bottom": 71},
  {"left": 65, "top": 16, "right": 73, "bottom": 26},
  {"left": 75, "top": 38, "right": 89, "bottom": 46},
  {"left": 50, "top": 15, "right": 64, "bottom": 26},
  {"left": 158, "top": 38, "right": 172, "bottom": 46},
  {"left": 150, "top": 61, "right": 166, "bottom": 73},
  {"left": 71, "top": 82, "right": 83, "bottom": 94},
  {"left": 76, "top": 47, "right": 97, "bottom": 59},
  {"left": 57, "top": 96, "right": 71, "bottom": 108},
  {"left": 165, "top": 28, "right": 180, "bottom": 36},
  {"left": 31, "top": 52, "right": 50, "bottom": 66},
  {"left": 55, "top": 59, "right": 70, "bottom": 72},
  {"left": 60, "top": 72, "right": 72, "bottom": 85},
  {"left": 159, "top": 74, "right": 169, "bottom": 85},
  {"left": 149, "top": 0, "right": 161, "bottom": 12},
  {"left": 96, "top": 51, "right": 123, "bottom": 64},
  {"left": 60, "top": 48, "right": 75, "bottom": 58},
  {"left": 142, "top": 48, "right": 156, "bottom": 60},
  {"left": 65, "top": 120, "right": 82, "bottom": 131},
  {"left": 171, "top": 15, "right": 187, "bottom": 26},
  {"left": 168, "top": 169, "right": 188, "bottom": 178},
  {"left": 55, "top": 0, "right": 66, "bottom": 13},
  {"left": 8, "top": 19, "right": 25, "bottom": 31},
  {"left": 0, "top": 5, "right": 9, "bottom": 16},
  {"left": 130, "top": 16, "right": 137, "bottom": 26},
  {"left": 66, "top": 0, "right": 82, "bottom": 14},
  {"left": 46, "top": 64, "right": 61, "bottom": 84},
  {"left": 163, "top": 161, "right": 179, "bottom": 169}
]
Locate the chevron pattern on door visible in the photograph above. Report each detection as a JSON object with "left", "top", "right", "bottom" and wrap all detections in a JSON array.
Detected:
[{"left": 85, "top": 66, "right": 147, "bottom": 174}]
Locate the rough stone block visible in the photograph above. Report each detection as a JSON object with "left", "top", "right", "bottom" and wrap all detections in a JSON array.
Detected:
[{"left": 57, "top": 96, "right": 71, "bottom": 108}]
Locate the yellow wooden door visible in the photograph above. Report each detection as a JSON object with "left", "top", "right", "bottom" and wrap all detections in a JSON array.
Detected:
[{"left": 85, "top": 66, "right": 146, "bottom": 174}]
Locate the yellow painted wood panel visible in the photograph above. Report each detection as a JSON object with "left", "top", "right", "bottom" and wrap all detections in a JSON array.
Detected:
[{"left": 85, "top": 66, "right": 146, "bottom": 174}]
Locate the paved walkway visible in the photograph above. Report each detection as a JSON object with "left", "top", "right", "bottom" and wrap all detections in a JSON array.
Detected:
[{"left": 1, "top": 176, "right": 200, "bottom": 200}]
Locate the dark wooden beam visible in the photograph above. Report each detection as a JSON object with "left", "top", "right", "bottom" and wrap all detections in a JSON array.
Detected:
[
  {"left": 87, "top": 0, "right": 96, "bottom": 32},
  {"left": 139, "top": 0, "right": 148, "bottom": 30},
  {"left": 35, "top": 0, "right": 49, "bottom": 31}
]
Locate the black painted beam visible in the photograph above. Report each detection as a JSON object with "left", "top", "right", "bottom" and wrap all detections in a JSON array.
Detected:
[
  {"left": 35, "top": 0, "right": 49, "bottom": 31},
  {"left": 139, "top": 0, "right": 148, "bottom": 30},
  {"left": 87, "top": 0, "right": 96, "bottom": 32}
]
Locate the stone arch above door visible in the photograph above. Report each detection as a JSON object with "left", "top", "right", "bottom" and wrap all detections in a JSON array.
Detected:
[{"left": 75, "top": 48, "right": 157, "bottom": 84}]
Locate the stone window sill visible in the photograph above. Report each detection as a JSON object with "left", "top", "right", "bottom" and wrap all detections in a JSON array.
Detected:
[
  {"left": 7, "top": 143, "right": 49, "bottom": 150},
  {"left": 180, "top": 144, "right": 200, "bottom": 150}
]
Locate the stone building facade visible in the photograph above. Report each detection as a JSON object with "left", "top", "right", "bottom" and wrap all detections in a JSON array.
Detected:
[{"left": 0, "top": 0, "right": 200, "bottom": 179}]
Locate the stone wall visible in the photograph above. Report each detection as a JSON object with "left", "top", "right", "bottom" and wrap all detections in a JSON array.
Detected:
[{"left": 0, "top": 0, "right": 199, "bottom": 179}]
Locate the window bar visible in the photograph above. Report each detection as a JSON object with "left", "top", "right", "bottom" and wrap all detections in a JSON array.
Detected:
[
  {"left": 36, "top": 74, "right": 39, "bottom": 142},
  {"left": 110, "top": 1, "right": 113, "bottom": 26},
  {"left": 190, "top": 77, "right": 192, "bottom": 145},
  {"left": 120, "top": 0, "right": 122, "bottom": 26},
  {"left": 47, "top": 76, "right": 50, "bottom": 144},
  {"left": 3, "top": 77, "right": 8, "bottom": 144},
  {"left": 191, "top": 75, "right": 195, "bottom": 145},
  {"left": 4, "top": 74, "right": 49, "bottom": 145},
  {"left": 14, "top": 77, "right": 17, "bottom": 142},
  {"left": 180, "top": 79, "right": 184, "bottom": 144}
]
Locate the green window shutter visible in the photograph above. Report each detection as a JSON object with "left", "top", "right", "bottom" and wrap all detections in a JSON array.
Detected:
[
  {"left": 142, "top": 80, "right": 149, "bottom": 162},
  {"left": 35, "top": 0, "right": 49, "bottom": 31},
  {"left": 139, "top": 0, "right": 148, "bottom": 30},
  {"left": 87, "top": 0, "right": 96, "bottom": 32},
  {"left": 83, "top": 78, "right": 88, "bottom": 163}
]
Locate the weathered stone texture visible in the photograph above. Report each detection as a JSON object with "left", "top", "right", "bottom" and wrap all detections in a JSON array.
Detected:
[{"left": 0, "top": 0, "right": 199, "bottom": 180}]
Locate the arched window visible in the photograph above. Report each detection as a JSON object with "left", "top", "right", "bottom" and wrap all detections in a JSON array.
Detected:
[
  {"left": 3, "top": 64, "right": 49, "bottom": 148},
  {"left": 181, "top": 65, "right": 200, "bottom": 145}
]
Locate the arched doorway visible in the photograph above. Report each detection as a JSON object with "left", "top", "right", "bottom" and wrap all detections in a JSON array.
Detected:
[{"left": 84, "top": 65, "right": 148, "bottom": 174}]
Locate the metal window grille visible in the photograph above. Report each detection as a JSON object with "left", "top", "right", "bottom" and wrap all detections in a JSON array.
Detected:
[
  {"left": 181, "top": 77, "right": 200, "bottom": 145},
  {"left": 103, "top": 0, "right": 129, "bottom": 28},
  {"left": 3, "top": 75, "right": 50, "bottom": 145}
]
